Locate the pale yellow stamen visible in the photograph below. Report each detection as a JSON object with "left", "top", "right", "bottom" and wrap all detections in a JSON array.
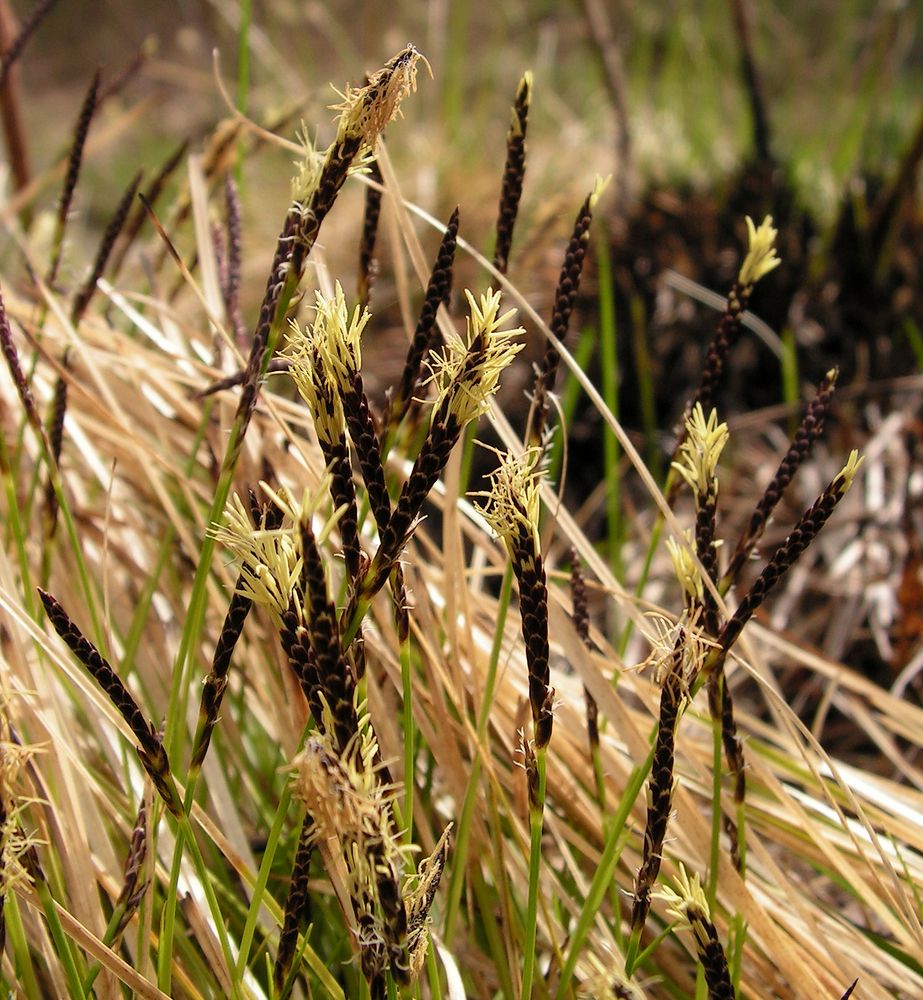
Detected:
[
  {"left": 672, "top": 404, "right": 729, "bottom": 498},
  {"left": 739, "top": 215, "right": 781, "bottom": 287},
  {"left": 428, "top": 288, "right": 523, "bottom": 427}
]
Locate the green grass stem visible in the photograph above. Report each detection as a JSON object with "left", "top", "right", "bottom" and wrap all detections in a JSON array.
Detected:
[{"left": 520, "top": 746, "right": 547, "bottom": 1000}]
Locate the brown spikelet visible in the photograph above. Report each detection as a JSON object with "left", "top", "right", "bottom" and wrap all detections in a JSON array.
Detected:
[
  {"left": 386, "top": 207, "right": 459, "bottom": 433},
  {"left": 357, "top": 160, "right": 383, "bottom": 309},
  {"left": 71, "top": 170, "right": 143, "bottom": 325},
  {"left": 0, "top": 0, "right": 60, "bottom": 91},
  {"left": 723, "top": 367, "right": 838, "bottom": 587},
  {"left": 223, "top": 174, "right": 248, "bottom": 348},
  {"left": 340, "top": 367, "right": 391, "bottom": 537},
  {"left": 273, "top": 814, "right": 314, "bottom": 994},
  {"left": 716, "top": 453, "right": 861, "bottom": 660},
  {"left": 1, "top": 284, "right": 46, "bottom": 440},
  {"left": 231, "top": 36, "right": 424, "bottom": 459},
  {"left": 669, "top": 218, "right": 780, "bottom": 505},
  {"left": 493, "top": 72, "right": 531, "bottom": 275},
  {"left": 570, "top": 553, "right": 599, "bottom": 752},
  {"left": 707, "top": 670, "right": 745, "bottom": 871},
  {"left": 632, "top": 642, "right": 685, "bottom": 933},
  {"left": 191, "top": 501, "right": 285, "bottom": 772},
  {"left": 38, "top": 589, "right": 181, "bottom": 815},
  {"left": 40, "top": 365, "right": 68, "bottom": 538},
  {"left": 279, "top": 605, "right": 326, "bottom": 727},
  {"left": 528, "top": 187, "right": 597, "bottom": 446},
  {"left": 405, "top": 825, "right": 451, "bottom": 979},
  {"left": 298, "top": 516, "right": 359, "bottom": 755},
  {"left": 693, "top": 914, "right": 736, "bottom": 999},
  {"left": 476, "top": 449, "right": 552, "bottom": 748},
  {"left": 113, "top": 798, "right": 149, "bottom": 937},
  {"left": 371, "top": 411, "right": 461, "bottom": 589},
  {"left": 110, "top": 138, "right": 188, "bottom": 280},
  {"left": 692, "top": 282, "right": 752, "bottom": 425},
  {"left": 47, "top": 69, "right": 100, "bottom": 289}
]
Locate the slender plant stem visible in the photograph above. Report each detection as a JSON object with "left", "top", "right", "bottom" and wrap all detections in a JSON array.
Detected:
[
  {"left": 401, "top": 631, "right": 415, "bottom": 844},
  {"left": 425, "top": 932, "right": 443, "bottom": 1000},
  {"left": 596, "top": 230, "right": 623, "bottom": 582},
  {"left": 708, "top": 712, "right": 723, "bottom": 910},
  {"left": 5, "top": 893, "right": 41, "bottom": 1000},
  {"left": 521, "top": 746, "right": 547, "bottom": 1000},
  {"left": 34, "top": 880, "right": 87, "bottom": 1000}
]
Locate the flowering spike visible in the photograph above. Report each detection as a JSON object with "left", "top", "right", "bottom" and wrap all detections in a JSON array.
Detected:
[
  {"left": 428, "top": 288, "right": 524, "bottom": 427},
  {"left": 333, "top": 44, "right": 426, "bottom": 147},
  {"left": 671, "top": 404, "right": 729, "bottom": 498},
  {"left": 666, "top": 531, "right": 704, "bottom": 605},
  {"left": 739, "top": 215, "right": 781, "bottom": 287}
]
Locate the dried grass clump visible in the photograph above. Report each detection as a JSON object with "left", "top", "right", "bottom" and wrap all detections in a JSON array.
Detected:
[{"left": 0, "top": 27, "right": 921, "bottom": 1000}]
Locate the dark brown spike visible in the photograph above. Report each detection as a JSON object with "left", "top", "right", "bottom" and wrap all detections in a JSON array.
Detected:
[
  {"left": 708, "top": 670, "right": 745, "bottom": 872},
  {"left": 528, "top": 189, "right": 596, "bottom": 446},
  {"left": 370, "top": 411, "right": 462, "bottom": 587},
  {"left": 570, "top": 553, "right": 599, "bottom": 752},
  {"left": 279, "top": 606, "right": 325, "bottom": 726},
  {"left": 631, "top": 642, "right": 685, "bottom": 933},
  {"left": 273, "top": 814, "right": 314, "bottom": 994},
  {"left": 190, "top": 500, "right": 285, "bottom": 772},
  {"left": 113, "top": 799, "right": 149, "bottom": 936},
  {"left": 516, "top": 550, "right": 552, "bottom": 748},
  {"left": 0, "top": 0, "right": 60, "bottom": 92},
  {"left": 357, "top": 160, "right": 383, "bottom": 309},
  {"left": 493, "top": 73, "right": 531, "bottom": 275},
  {"left": 716, "top": 460, "right": 858, "bottom": 659},
  {"left": 341, "top": 369, "right": 391, "bottom": 537},
  {"left": 669, "top": 255, "right": 768, "bottom": 507},
  {"left": 321, "top": 433, "right": 362, "bottom": 582},
  {"left": 386, "top": 207, "right": 459, "bottom": 432},
  {"left": 299, "top": 518, "right": 360, "bottom": 755},
  {"left": 47, "top": 70, "right": 100, "bottom": 289},
  {"left": 223, "top": 174, "right": 248, "bottom": 348},
  {"left": 110, "top": 138, "right": 189, "bottom": 279},
  {"left": 38, "top": 589, "right": 160, "bottom": 758},
  {"left": 723, "top": 368, "right": 839, "bottom": 587},
  {"left": 0, "top": 284, "right": 46, "bottom": 440},
  {"left": 70, "top": 170, "right": 143, "bottom": 326},
  {"left": 691, "top": 911, "right": 736, "bottom": 1000},
  {"left": 41, "top": 361, "right": 68, "bottom": 538}
]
